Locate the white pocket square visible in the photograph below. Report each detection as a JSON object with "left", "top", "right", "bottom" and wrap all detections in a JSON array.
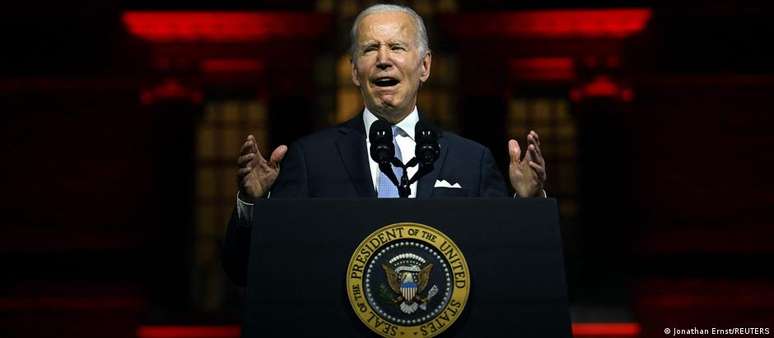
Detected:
[{"left": 434, "top": 179, "right": 462, "bottom": 188}]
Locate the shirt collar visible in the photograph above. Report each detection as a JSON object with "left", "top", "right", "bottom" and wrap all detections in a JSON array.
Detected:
[{"left": 363, "top": 107, "right": 419, "bottom": 141}]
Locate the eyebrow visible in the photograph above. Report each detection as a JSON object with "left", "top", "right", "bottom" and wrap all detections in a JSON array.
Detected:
[
  {"left": 360, "top": 41, "right": 379, "bottom": 48},
  {"left": 359, "top": 40, "right": 409, "bottom": 49}
]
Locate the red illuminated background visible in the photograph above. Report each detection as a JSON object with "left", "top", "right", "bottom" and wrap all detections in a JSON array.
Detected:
[{"left": 2, "top": 1, "right": 774, "bottom": 337}]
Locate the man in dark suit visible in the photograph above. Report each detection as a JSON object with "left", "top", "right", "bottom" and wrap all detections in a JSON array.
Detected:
[{"left": 223, "top": 4, "right": 547, "bottom": 286}]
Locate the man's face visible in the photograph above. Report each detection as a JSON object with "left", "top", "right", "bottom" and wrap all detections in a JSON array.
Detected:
[{"left": 351, "top": 11, "right": 431, "bottom": 123}]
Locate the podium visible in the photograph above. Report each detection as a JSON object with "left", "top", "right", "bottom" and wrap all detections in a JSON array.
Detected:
[{"left": 243, "top": 198, "right": 570, "bottom": 337}]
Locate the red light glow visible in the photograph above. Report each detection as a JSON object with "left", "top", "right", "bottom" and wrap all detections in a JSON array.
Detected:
[
  {"left": 202, "top": 59, "right": 264, "bottom": 73},
  {"left": 446, "top": 9, "right": 651, "bottom": 39},
  {"left": 573, "top": 322, "right": 642, "bottom": 336},
  {"left": 137, "top": 326, "right": 240, "bottom": 338},
  {"left": 510, "top": 57, "right": 575, "bottom": 81},
  {"left": 583, "top": 75, "right": 620, "bottom": 96},
  {"left": 571, "top": 75, "right": 633, "bottom": 102},
  {"left": 140, "top": 78, "right": 203, "bottom": 104},
  {"left": 136, "top": 323, "right": 640, "bottom": 338},
  {"left": 123, "top": 11, "right": 329, "bottom": 42}
]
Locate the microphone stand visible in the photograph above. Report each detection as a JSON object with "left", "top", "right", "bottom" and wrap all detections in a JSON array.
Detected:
[
  {"left": 370, "top": 118, "right": 439, "bottom": 198},
  {"left": 379, "top": 157, "right": 433, "bottom": 198}
]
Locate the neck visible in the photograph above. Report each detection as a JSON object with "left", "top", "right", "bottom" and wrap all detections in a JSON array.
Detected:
[{"left": 369, "top": 105, "right": 415, "bottom": 124}]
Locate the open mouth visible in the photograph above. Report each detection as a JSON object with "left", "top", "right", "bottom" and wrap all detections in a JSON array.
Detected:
[{"left": 372, "top": 77, "right": 400, "bottom": 87}]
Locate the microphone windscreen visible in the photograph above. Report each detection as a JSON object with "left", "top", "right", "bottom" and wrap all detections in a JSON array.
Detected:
[
  {"left": 370, "top": 119, "right": 391, "bottom": 142},
  {"left": 415, "top": 120, "right": 440, "bottom": 166},
  {"left": 369, "top": 119, "right": 395, "bottom": 164}
]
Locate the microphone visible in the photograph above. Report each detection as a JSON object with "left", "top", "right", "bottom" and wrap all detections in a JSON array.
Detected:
[
  {"left": 369, "top": 119, "right": 395, "bottom": 166},
  {"left": 414, "top": 120, "right": 440, "bottom": 168},
  {"left": 368, "top": 118, "right": 438, "bottom": 198},
  {"left": 369, "top": 119, "right": 410, "bottom": 198}
]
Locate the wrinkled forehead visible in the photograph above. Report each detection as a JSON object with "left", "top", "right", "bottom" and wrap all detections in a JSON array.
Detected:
[{"left": 356, "top": 11, "right": 418, "bottom": 44}]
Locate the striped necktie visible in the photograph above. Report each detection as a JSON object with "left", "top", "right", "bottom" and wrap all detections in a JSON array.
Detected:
[{"left": 377, "top": 126, "right": 403, "bottom": 198}]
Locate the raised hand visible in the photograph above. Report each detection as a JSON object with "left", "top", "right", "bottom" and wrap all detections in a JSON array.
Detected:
[
  {"left": 507, "top": 130, "right": 547, "bottom": 198},
  {"left": 236, "top": 135, "right": 288, "bottom": 201}
]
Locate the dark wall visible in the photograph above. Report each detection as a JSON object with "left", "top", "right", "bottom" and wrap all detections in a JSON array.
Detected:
[{"left": 0, "top": 82, "right": 152, "bottom": 337}]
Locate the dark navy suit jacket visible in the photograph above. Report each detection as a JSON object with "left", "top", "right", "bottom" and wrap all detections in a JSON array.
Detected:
[{"left": 223, "top": 115, "right": 508, "bottom": 285}]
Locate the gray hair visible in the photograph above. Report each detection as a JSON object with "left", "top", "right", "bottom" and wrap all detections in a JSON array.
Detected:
[{"left": 349, "top": 4, "right": 430, "bottom": 62}]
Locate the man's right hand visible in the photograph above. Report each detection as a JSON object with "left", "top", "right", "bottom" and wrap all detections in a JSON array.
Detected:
[{"left": 237, "top": 135, "right": 288, "bottom": 202}]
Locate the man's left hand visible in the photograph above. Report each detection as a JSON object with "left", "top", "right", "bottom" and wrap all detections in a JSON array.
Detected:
[{"left": 508, "top": 130, "right": 547, "bottom": 197}]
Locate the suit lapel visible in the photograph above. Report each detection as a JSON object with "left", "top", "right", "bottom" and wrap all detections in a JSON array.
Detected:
[
  {"left": 335, "top": 116, "right": 377, "bottom": 198},
  {"left": 417, "top": 135, "right": 449, "bottom": 199}
]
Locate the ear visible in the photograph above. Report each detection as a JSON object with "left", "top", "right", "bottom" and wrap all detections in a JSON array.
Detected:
[
  {"left": 351, "top": 59, "right": 361, "bottom": 87},
  {"left": 419, "top": 52, "right": 432, "bottom": 83}
]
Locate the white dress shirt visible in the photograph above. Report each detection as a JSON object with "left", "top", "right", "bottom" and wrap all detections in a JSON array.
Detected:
[{"left": 364, "top": 107, "right": 419, "bottom": 198}]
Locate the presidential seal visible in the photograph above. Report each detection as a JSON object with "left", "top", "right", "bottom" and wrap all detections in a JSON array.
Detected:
[{"left": 346, "top": 222, "right": 470, "bottom": 337}]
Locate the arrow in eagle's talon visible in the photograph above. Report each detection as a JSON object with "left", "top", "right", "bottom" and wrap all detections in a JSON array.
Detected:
[{"left": 419, "top": 285, "right": 439, "bottom": 311}]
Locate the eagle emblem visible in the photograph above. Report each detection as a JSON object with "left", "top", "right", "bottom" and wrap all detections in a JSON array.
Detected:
[
  {"left": 381, "top": 253, "right": 439, "bottom": 314},
  {"left": 347, "top": 223, "right": 470, "bottom": 337}
]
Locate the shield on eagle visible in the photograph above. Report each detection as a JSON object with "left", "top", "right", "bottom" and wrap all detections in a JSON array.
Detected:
[
  {"left": 400, "top": 274, "right": 418, "bottom": 301},
  {"left": 382, "top": 253, "right": 434, "bottom": 314}
]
